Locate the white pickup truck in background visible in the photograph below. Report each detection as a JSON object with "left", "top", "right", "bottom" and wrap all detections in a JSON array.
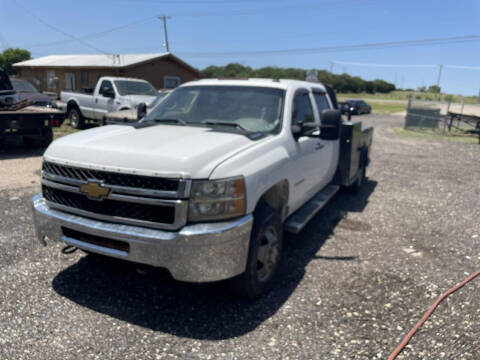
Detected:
[
  {"left": 59, "top": 76, "right": 158, "bottom": 128},
  {"left": 33, "top": 79, "right": 373, "bottom": 299}
]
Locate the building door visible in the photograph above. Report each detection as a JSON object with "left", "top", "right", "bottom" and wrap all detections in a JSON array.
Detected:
[{"left": 65, "top": 72, "right": 76, "bottom": 90}]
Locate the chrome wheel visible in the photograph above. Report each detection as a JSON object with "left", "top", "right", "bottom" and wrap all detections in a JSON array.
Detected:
[
  {"left": 257, "top": 225, "right": 280, "bottom": 282},
  {"left": 69, "top": 109, "right": 79, "bottom": 128}
]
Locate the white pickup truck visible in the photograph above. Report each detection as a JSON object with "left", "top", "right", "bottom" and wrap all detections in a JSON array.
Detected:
[
  {"left": 32, "top": 79, "right": 373, "bottom": 298},
  {"left": 59, "top": 76, "right": 158, "bottom": 129}
]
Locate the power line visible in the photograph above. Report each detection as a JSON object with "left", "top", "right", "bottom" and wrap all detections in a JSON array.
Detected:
[
  {"left": 11, "top": 0, "right": 111, "bottom": 55},
  {"left": 168, "top": 0, "right": 374, "bottom": 17},
  {"left": 24, "top": 16, "right": 157, "bottom": 49},
  {"left": 332, "top": 61, "right": 480, "bottom": 71},
  {"left": 333, "top": 61, "right": 437, "bottom": 68},
  {"left": 179, "top": 35, "right": 480, "bottom": 58},
  {"left": 444, "top": 64, "right": 480, "bottom": 70}
]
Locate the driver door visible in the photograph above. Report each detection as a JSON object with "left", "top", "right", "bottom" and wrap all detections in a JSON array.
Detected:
[
  {"left": 94, "top": 80, "right": 116, "bottom": 120},
  {"left": 287, "top": 90, "right": 323, "bottom": 213}
]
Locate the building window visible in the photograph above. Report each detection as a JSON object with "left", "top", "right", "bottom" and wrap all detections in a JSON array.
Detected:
[
  {"left": 164, "top": 76, "right": 180, "bottom": 89},
  {"left": 46, "top": 70, "right": 56, "bottom": 90},
  {"left": 65, "top": 72, "right": 76, "bottom": 90},
  {"left": 80, "top": 71, "right": 88, "bottom": 87}
]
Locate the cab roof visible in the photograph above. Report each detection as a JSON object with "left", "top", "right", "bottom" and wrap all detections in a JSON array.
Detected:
[{"left": 181, "top": 78, "right": 328, "bottom": 92}]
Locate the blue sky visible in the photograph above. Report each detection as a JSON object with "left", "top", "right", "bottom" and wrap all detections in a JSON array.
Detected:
[{"left": 1, "top": 0, "right": 480, "bottom": 95}]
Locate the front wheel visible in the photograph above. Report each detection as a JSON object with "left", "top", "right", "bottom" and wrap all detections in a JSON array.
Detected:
[
  {"left": 68, "top": 107, "right": 85, "bottom": 129},
  {"left": 230, "top": 203, "right": 283, "bottom": 299}
]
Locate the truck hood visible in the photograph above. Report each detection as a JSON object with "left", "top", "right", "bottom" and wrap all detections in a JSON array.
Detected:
[
  {"left": 122, "top": 94, "right": 157, "bottom": 107},
  {"left": 44, "top": 124, "right": 259, "bottom": 178}
]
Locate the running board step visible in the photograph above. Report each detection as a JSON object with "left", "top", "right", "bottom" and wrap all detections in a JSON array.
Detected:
[{"left": 284, "top": 184, "right": 340, "bottom": 234}]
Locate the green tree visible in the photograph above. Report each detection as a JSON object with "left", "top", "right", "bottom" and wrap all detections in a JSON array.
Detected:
[
  {"left": 427, "top": 85, "right": 441, "bottom": 93},
  {"left": 0, "top": 48, "right": 31, "bottom": 75},
  {"left": 200, "top": 63, "right": 396, "bottom": 94},
  {"left": 372, "top": 79, "right": 395, "bottom": 93}
]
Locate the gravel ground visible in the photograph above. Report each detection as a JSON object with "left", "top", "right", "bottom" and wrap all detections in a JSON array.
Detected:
[{"left": 1, "top": 115, "right": 479, "bottom": 359}]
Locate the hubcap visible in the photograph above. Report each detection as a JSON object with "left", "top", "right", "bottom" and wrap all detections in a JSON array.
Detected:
[
  {"left": 70, "top": 111, "right": 78, "bottom": 126},
  {"left": 257, "top": 226, "right": 279, "bottom": 282}
]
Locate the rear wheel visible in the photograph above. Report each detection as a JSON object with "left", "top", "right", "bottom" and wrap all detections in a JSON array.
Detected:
[
  {"left": 68, "top": 107, "right": 85, "bottom": 129},
  {"left": 230, "top": 203, "right": 283, "bottom": 299}
]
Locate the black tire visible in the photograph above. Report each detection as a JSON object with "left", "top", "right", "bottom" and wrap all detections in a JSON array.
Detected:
[
  {"left": 230, "top": 203, "right": 283, "bottom": 299},
  {"left": 23, "top": 127, "right": 53, "bottom": 148},
  {"left": 23, "top": 137, "right": 36, "bottom": 147},
  {"left": 42, "top": 127, "right": 53, "bottom": 147},
  {"left": 68, "top": 106, "right": 85, "bottom": 129}
]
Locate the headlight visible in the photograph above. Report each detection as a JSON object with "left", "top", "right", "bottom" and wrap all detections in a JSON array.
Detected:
[{"left": 188, "top": 176, "right": 246, "bottom": 222}]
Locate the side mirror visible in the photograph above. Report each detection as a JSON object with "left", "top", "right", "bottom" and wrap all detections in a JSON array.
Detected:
[
  {"left": 103, "top": 88, "right": 115, "bottom": 98},
  {"left": 319, "top": 109, "right": 342, "bottom": 140},
  {"left": 291, "top": 120, "right": 303, "bottom": 140},
  {"left": 137, "top": 102, "right": 147, "bottom": 120},
  {"left": 291, "top": 121, "right": 319, "bottom": 141}
]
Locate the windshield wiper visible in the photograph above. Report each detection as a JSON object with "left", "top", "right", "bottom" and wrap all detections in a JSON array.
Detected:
[
  {"left": 151, "top": 118, "right": 187, "bottom": 126},
  {"left": 201, "top": 120, "right": 251, "bottom": 132}
]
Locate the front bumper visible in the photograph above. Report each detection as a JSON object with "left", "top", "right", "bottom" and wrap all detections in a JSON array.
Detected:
[{"left": 31, "top": 194, "right": 253, "bottom": 282}]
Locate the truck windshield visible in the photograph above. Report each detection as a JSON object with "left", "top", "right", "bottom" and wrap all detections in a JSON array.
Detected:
[
  {"left": 114, "top": 80, "right": 157, "bottom": 96},
  {"left": 144, "top": 85, "right": 285, "bottom": 134},
  {"left": 11, "top": 79, "right": 38, "bottom": 93}
]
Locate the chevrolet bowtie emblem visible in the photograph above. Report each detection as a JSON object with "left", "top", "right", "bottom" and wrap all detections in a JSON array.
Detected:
[{"left": 79, "top": 181, "right": 111, "bottom": 200}]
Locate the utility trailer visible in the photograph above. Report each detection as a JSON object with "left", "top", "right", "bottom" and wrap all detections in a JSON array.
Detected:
[
  {"left": 0, "top": 68, "right": 66, "bottom": 148},
  {"left": 447, "top": 111, "right": 480, "bottom": 144},
  {"left": 0, "top": 104, "right": 65, "bottom": 148}
]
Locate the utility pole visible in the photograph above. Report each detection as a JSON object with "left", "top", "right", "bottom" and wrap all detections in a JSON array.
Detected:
[
  {"left": 437, "top": 64, "right": 443, "bottom": 87},
  {"left": 158, "top": 15, "right": 171, "bottom": 52}
]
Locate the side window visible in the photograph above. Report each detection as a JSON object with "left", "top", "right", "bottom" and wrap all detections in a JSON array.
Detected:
[
  {"left": 99, "top": 80, "right": 113, "bottom": 95},
  {"left": 164, "top": 76, "right": 180, "bottom": 89},
  {"left": 46, "top": 70, "right": 56, "bottom": 90},
  {"left": 313, "top": 93, "right": 331, "bottom": 118},
  {"left": 292, "top": 92, "right": 314, "bottom": 125},
  {"left": 80, "top": 71, "right": 89, "bottom": 87}
]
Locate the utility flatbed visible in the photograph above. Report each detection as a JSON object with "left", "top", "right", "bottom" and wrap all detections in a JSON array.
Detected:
[{"left": 0, "top": 105, "right": 65, "bottom": 147}]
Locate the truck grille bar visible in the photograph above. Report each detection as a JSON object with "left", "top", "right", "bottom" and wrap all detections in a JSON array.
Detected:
[
  {"left": 42, "top": 161, "right": 189, "bottom": 198},
  {"left": 41, "top": 161, "right": 189, "bottom": 230}
]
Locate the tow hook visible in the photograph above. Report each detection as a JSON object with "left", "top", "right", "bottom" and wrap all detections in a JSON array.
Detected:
[{"left": 61, "top": 245, "right": 78, "bottom": 254}]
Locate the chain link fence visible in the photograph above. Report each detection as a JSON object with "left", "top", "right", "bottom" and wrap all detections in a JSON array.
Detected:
[{"left": 405, "top": 97, "right": 480, "bottom": 141}]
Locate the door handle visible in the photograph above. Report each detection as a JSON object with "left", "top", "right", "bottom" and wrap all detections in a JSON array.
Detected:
[{"left": 315, "top": 143, "right": 324, "bottom": 150}]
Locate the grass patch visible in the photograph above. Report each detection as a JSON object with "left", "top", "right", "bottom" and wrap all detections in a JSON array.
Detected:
[
  {"left": 370, "top": 102, "right": 406, "bottom": 114},
  {"left": 53, "top": 119, "right": 101, "bottom": 139},
  {"left": 54, "top": 122, "right": 79, "bottom": 139},
  {"left": 338, "top": 91, "right": 478, "bottom": 104},
  {"left": 392, "top": 127, "right": 478, "bottom": 143}
]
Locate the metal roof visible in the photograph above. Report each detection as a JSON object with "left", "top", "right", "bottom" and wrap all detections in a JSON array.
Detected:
[{"left": 14, "top": 53, "right": 171, "bottom": 68}]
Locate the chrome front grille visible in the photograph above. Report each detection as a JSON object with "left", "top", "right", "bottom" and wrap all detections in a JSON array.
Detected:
[
  {"left": 42, "top": 161, "right": 187, "bottom": 197},
  {"left": 41, "top": 161, "right": 189, "bottom": 230}
]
